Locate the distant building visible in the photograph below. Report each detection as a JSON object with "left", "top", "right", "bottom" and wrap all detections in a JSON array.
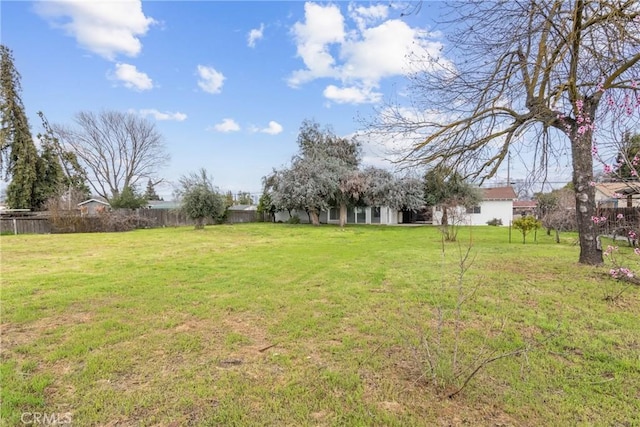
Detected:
[
  {"left": 513, "top": 200, "right": 538, "bottom": 218},
  {"left": 595, "top": 182, "right": 640, "bottom": 208},
  {"left": 77, "top": 198, "right": 110, "bottom": 216},
  {"left": 432, "top": 186, "right": 517, "bottom": 226}
]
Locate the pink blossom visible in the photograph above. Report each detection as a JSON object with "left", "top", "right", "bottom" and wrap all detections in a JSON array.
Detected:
[
  {"left": 617, "top": 213, "right": 625, "bottom": 220},
  {"left": 603, "top": 164, "right": 612, "bottom": 174},
  {"left": 589, "top": 181, "right": 596, "bottom": 187},
  {"left": 629, "top": 230, "right": 637, "bottom": 240},
  {"left": 634, "top": 248, "right": 640, "bottom": 256},
  {"left": 620, "top": 268, "right": 634, "bottom": 279}
]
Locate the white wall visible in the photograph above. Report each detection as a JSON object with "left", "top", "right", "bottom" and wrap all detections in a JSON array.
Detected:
[
  {"left": 474, "top": 200, "right": 513, "bottom": 226},
  {"left": 275, "top": 206, "right": 400, "bottom": 225},
  {"left": 432, "top": 200, "right": 513, "bottom": 226}
]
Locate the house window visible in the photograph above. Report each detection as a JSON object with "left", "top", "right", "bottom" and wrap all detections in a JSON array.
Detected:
[
  {"left": 355, "top": 207, "right": 366, "bottom": 223},
  {"left": 329, "top": 208, "right": 339, "bottom": 221},
  {"left": 371, "top": 207, "right": 381, "bottom": 224},
  {"left": 466, "top": 205, "right": 481, "bottom": 214},
  {"left": 345, "top": 207, "right": 354, "bottom": 223}
]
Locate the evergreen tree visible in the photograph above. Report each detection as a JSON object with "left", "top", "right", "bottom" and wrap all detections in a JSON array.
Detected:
[
  {"left": 35, "top": 138, "right": 64, "bottom": 209},
  {"left": 144, "top": 179, "right": 161, "bottom": 201},
  {"left": 1, "top": 45, "right": 40, "bottom": 209},
  {"left": 110, "top": 186, "right": 147, "bottom": 209},
  {"left": 37, "top": 111, "right": 90, "bottom": 198}
]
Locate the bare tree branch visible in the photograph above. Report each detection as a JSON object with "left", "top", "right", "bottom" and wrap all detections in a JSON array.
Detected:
[{"left": 54, "top": 110, "right": 170, "bottom": 201}]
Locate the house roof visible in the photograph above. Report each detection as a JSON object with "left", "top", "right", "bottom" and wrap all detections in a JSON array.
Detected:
[
  {"left": 595, "top": 182, "right": 640, "bottom": 198},
  {"left": 513, "top": 200, "right": 537, "bottom": 208},
  {"left": 227, "top": 204, "right": 257, "bottom": 211},
  {"left": 147, "top": 200, "right": 181, "bottom": 209},
  {"left": 482, "top": 186, "right": 517, "bottom": 201},
  {"left": 78, "top": 198, "right": 110, "bottom": 207}
]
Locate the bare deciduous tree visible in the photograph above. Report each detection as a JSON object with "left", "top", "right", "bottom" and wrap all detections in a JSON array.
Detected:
[
  {"left": 538, "top": 188, "right": 577, "bottom": 243},
  {"left": 367, "top": 1, "right": 639, "bottom": 265},
  {"left": 55, "top": 110, "right": 169, "bottom": 201}
]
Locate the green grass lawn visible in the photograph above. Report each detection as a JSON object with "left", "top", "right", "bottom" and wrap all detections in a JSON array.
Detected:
[{"left": 1, "top": 224, "right": 639, "bottom": 426}]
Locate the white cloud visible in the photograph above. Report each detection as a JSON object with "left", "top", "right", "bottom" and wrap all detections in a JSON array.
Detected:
[
  {"left": 137, "top": 109, "right": 187, "bottom": 121},
  {"left": 260, "top": 121, "right": 283, "bottom": 135},
  {"left": 34, "top": 0, "right": 156, "bottom": 60},
  {"left": 212, "top": 118, "right": 240, "bottom": 133},
  {"left": 348, "top": 4, "right": 388, "bottom": 32},
  {"left": 197, "top": 65, "right": 225, "bottom": 94},
  {"left": 110, "top": 63, "right": 153, "bottom": 91},
  {"left": 247, "top": 23, "right": 265, "bottom": 48},
  {"left": 323, "top": 85, "right": 381, "bottom": 104},
  {"left": 288, "top": 2, "right": 345, "bottom": 87},
  {"left": 288, "top": 2, "right": 450, "bottom": 105}
]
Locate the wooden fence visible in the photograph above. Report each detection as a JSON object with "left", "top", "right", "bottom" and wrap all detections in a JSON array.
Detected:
[
  {"left": 0, "top": 208, "right": 263, "bottom": 235},
  {"left": 597, "top": 207, "right": 640, "bottom": 234},
  {"left": 1, "top": 217, "right": 51, "bottom": 235}
]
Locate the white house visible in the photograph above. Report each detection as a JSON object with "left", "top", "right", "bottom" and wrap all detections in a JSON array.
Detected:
[
  {"left": 432, "top": 186, "right": 517, "bottom": 226},
  {"left": 275, "top": 206, "right": 402, "bottom": 225}
]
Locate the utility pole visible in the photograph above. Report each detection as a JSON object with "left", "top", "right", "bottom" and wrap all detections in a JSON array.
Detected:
[{"left": 507, "top": 151, "right": 511, "bottom": 186}]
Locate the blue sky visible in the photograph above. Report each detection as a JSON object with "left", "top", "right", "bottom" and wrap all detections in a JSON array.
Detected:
[{"left": 2, "top": 0, "right": 461, "bottom": 199}]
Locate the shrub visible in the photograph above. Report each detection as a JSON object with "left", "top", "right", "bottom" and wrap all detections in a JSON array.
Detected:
[
  {"left": 487, "top": 218, "right": 503, "bottom": 226},
  {"left": 287, "top": 216, "right": 301, "bottom": 224}
]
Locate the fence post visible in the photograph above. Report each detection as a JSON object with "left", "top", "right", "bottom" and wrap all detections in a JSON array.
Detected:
[{"left": 13, "top": 218, "right": 17, "bottom": 235}]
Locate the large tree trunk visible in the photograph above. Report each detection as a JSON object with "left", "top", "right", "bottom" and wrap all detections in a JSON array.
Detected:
[
  {"left": 309, "top": 209, "right": 320, "bottom": 226},
  {"left": 339, "top": 202, "right": 347, "bottom": 228},
  {"left": 194, "top": 217, "right": 204, "bottom": 229},
  {"left": 571, "top": 130, "right": 603, "bottom": 265}
]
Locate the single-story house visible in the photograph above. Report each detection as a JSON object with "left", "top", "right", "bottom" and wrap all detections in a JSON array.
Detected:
[
  {"left": 595, "top": 182, "right": 640, "bottom": 208},
  {"left": 275, "top": 206, "right": 403, "bottom": 225},
  {"left": 77, "top": 198, "right": 110, "bottom": 216},
  {"left": 432, "top": 186, "right": 517, "bottom": 226}
]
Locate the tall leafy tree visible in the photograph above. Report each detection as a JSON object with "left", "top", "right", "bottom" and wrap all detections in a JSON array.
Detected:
[
  {"left": 362, "top": 167, "right": 424, "bottom": 211},
  {"left": 269, "top": 121, "right": 425, "bottom": 226},
  {"left": 35, "top": 137, "right": 65, "bottom": 209},
  {"left": 271, "top": 120, "right": 361, "bottom": 226},
  {"left": 38, "top": 112, "right": 88, "bottom": 194},
  {"left": 368, "top": 1, "right": 639, "bottom": 265},
  {"left": 423, "top": 165, "right": 482, "bottom": 227},
  {"left": 1, "top": 45, "right": 40, "bottom": 209}
]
